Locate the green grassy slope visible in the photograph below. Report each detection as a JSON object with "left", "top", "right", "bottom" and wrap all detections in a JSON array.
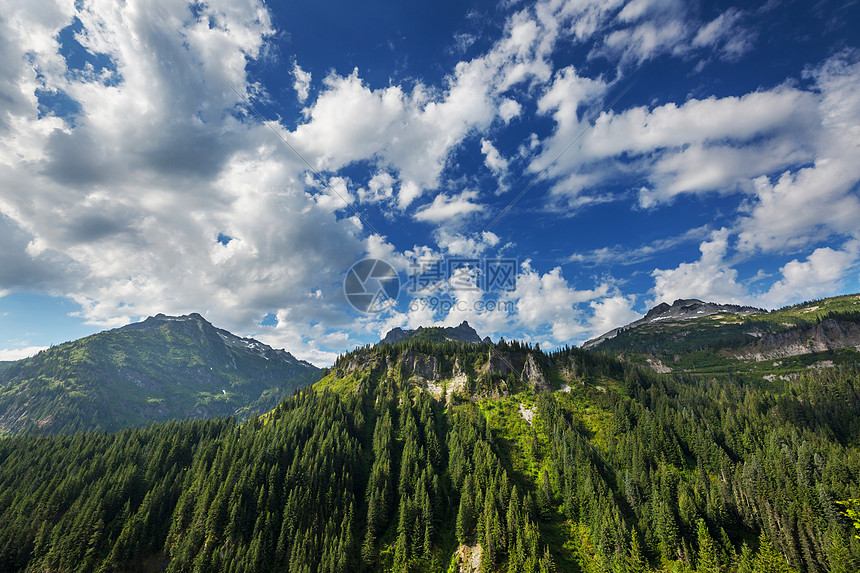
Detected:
[
  {"left": 0, "top": 315, "right": 320, "bottom": 435},
  {"left": 592, "top": 293, "right": 860, "bottom": 379}
]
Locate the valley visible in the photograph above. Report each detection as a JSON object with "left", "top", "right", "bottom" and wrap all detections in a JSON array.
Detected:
[{"left": 1, "top": 296, "right": 859, "bottom": 571}]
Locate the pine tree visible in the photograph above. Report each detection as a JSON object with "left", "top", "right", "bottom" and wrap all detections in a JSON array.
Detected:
[
  {"left": 456, "top": 477, "right": 475, "bottom": 544},
  {"left": 626, "top": 529, "right": 649, "bottom": 573},
  {"left": 752, "top": 532, "right": 793, "bottom": 573},
  {"left": 696, "top": 519, "right": 721, "bottom": 573}
]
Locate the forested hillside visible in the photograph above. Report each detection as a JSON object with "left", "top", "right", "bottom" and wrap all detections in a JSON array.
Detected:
[
  {"left": 0, "top": 337, "right": 858, "bottom": 571},
  {"left": 585, "top": 294, "right": 860, "bottom": 381},
  {"left": 0, "top": 313, "right": 319, "bottom": 435}
]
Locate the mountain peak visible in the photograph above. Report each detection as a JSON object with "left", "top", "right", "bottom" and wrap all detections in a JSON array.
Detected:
[
  {"left": 583, "top": 298, "right": 764, "bottom": 349},
  {"left": 0, "top": 313, "right": 320, "bottom": 435},
  {"left": 380, "top": 321, "right": 486, "bottom": 345}
]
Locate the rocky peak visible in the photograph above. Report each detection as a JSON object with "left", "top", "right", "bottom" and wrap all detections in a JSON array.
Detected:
[
  {"left": 380, "top": 321, "right": 485, "bottom": 345},
  {"left": 583, "top": 298, "right": 765, "bottom": 349},
  {"left": 644, "top": 299, "right": 763, "bottom": 323},
  {"left": 121, "top": 313, "right": 314, "bottom": 369}
]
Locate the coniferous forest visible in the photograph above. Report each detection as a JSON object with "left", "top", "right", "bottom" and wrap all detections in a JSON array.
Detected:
[{"left": 0, "top": 340, "right": 859, "bottom": 572}]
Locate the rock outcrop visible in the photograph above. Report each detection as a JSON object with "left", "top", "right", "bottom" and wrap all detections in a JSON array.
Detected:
[
  {"left": 521, "top": 354, "right": 549, "bottom": 390},
  {"left": 400, "top": 348, "right": 440, "bottom": 380},
  {"left": 486, "top": 347, "right": 514, "bottom": 376},
  {"left": 734, "top": 319, "right": 860, "bottom": 361}
]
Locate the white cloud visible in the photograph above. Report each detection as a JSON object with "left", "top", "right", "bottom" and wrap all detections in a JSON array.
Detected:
[
  {"left": 499, "top": 98, "right": 522, "bottom": 123},
  {"left": 481, "top": 139, "right": 509, "bottom": 174},
  {"left": 358, "top": 171, "right": 396, "bottom": 204},
  {"left": 603, "top": 19, "right": 688, "bottom": 65},
  {"left": 568, "top": 225, "right": 710, "bottom": 266},
  {"left": 284, "top": 3, "right": 569, "bottom": 211},
  {"left": 414, "top": 190, "right": 484, "bottom": 223},
  {"left": 651, "top": 229, "right": 746, "bottom": 306},
  {"left": 481, "top": 138, "right": 510, "bottom": 195},
  {"left": 587, "top": 295, "right": 640, "bottom": 338},
  {"left": 435, "top": 230, "right": 500, "bottom": 257},
  {"left": 0, "top": 346, "right": 47, "bottom": 361},
  {"left": 534, "top": 71, "right": 832, "bottom": 209},
  {"left": 595, "top": 1, "right": 754, "bottom": 66},
  {"left": 650, "top": 233, "right": 860, "bottom": 314},
  {"left": 737, "top": 52, "right": 860, "bottom": 252},
  {"left": 758, "top": 241, "right": 860, "bottom": 308},
  {"left": 0, "top": 0, "right": 379, "bottom": 363},
  {"left": 311, "top": 175, "right": 355, "bottom": 212},
  {"left": 585, "top": 88, "right": 815, "bottom": 158},
  {"left": 507, "top": 261, "right": 609, "bottom": 341},
  {"left": 1, "top": 0, "right": 855, "bottom": 364},
  {"left": 292, "top": 62, "right": 311, "bottom": 102},
  {"left": 693, "top": 9, "right": 753, "bottom": 59}
]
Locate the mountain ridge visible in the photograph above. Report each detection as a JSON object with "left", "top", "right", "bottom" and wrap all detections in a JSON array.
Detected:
[
  {"left": 583, "top": 297, "right": 764, "bottom": 348},
  {"left": 1, "top": 306, "right": 859, "bottom": 571},
  {"left": 0, "top": 312, "right": 320, "bottom": 435},
  {"left": 380, "top": 320, "right": 490, "bottom": 345},
  {"left": 582, "top": 292, "right": 860, "bottom": 378}
]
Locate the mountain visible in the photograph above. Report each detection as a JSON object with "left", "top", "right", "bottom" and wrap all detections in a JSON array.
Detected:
[
  {"left": 1, "top": 334, "right": 858, "bottom": 572},
  {"left": 583, "top": 293, "right": 860, "bottom": 378},
  {"left": 583, "top": 298, "right": 765, "bottom": 348},
  {"left": 0, "top": 313, "right": 320, "bottom": 435},
  {"left": 380, "top": 320, "right": 489, "bottom": 345}
]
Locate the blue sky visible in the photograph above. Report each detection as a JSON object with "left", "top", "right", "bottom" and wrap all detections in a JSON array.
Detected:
[{"left": 1, "top": 0, "right": 859, "bottom": 364}]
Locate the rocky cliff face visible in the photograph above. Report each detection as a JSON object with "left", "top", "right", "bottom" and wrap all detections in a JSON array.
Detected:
[
  {"left": 521, "top": 354, "right": 549, "bottom": 391},
  {"left": 734, "top": 319, "right": 860, "bottom": 361},
  {"left": 486, "top": 347, "right": 514, "bottom": 376},
  {"left": 335, "top": 343, "right": 553, "bottom": 402},
  {"left": 400, "top": 348, "right": 441, "bottom": 380}
]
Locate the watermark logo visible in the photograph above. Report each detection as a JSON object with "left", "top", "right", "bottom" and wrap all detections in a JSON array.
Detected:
[
  {"left": 344, "top": 258, "right": 400, "bottom": 313},
  {"left": 344, "top": 256, "right": 518, "bottom": 314},
  {"left": 407, "top": 257, "right": 517, "bottom": 293}
]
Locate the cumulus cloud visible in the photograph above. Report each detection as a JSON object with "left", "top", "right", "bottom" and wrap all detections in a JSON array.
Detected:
[
  {"left": 481, "top": 139, "right": 509, "bottom": 174},
  {"left": 759, "top": 241, "right": 860, "bottom": 308},
  {"left": 292, "top": 62, "right": 312, "bottom": 102},
  {"left": 532, "top": 50, "right": 859, "bottom": 260},
  {"left": 373, "top": 257, "right": 635, "bottom": 347},
  {"left": 481, "top": 138, "right": 510, "bottom": 193},
  {"left": 651, "top": 229, "right": 747, "bottom": 306},
  {"left": 532, "top": 77, "right": 819, "bottom": 207},
  {"left": 435, "top": 230, "right": 501, "bottom": 257},
  {"left": 737, "top": 52, "right": 860, "bottom": 252},
  {"left": 587, "top": 295, "right": 640, "bottom": 338},
  {"left": 0, "top": 346, "right": 48, "bottom": 361},
  {"left": 357, "top": 171, "right": 396, "bottom": 204},
  {"left": 1, "top": 0, "right": 856, "bottom": 363},
  {"left": 414, "top": 190, "right": 484, "bottom": 223},
  {"left": 284, "top": 3, "right": 574, "bottom": 211},
  {"left": 649, "top": 233, "right": 860, "bottom": 313},
  {"left": 499, "top": 98, "right": 522, "bottom": 123},
  {"left": 0, "top": 0, "right": 378, "bottom": 363},
  {"left": 506, "top": 261, "right": 610, "bottom": 341}
]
